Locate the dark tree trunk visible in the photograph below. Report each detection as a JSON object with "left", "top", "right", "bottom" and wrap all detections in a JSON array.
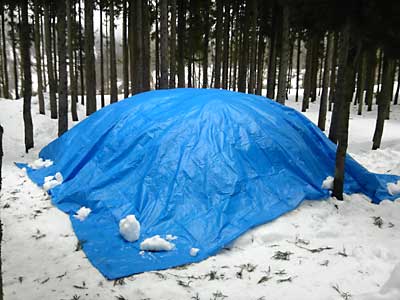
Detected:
[
  {"left": 256, "top": 34, "right": 266, "bottom": 95},
  {"left": 169, "top": 0, "right": 177, "bottom": 88},
  {"left": 365, "top": 47, "right": 377, "bottom": 111},
  {"left": 332, "top": 21, "right": 359, "bottom": 200},
  {"left": 123, "top": 0, "right": 129, "bottom": 97},
  {"left": 57, "top": 0, "right": 68, "bottom": 136},
  {"left": 295, "top": 33, "right": 301, "bottom": 102},
  {"left": 78, "top": 0, "right": 84, "bottom": 104},
  {"left": 277, "top": 4, "right": 290, "bottom": 104},
  {"left": 222, "top": 0, "right": 230, "bottom": 90},
  {"left": 356, "top": 51, "right": 367, "bottom": 115},
  {"left": 177, "top": 0, "right": 186, "bottom": 87},
  {"left": 267, "top": 6, "right": 278, "bottom": 99},
  {"left": 100, "top": 3, "right": 105, "bottom": 107},
  {"left": 67, "top": 0, "right": 78, "bottom": 121},
  {"left": 40, "top": 14, "right": 47, "bottom": 92},
  {"left": 247, "top": 0, "right": 258, "bottom": 94},
  {"left": 238, "top": 3, "right": 250, "bottom": 93},
  {"left": 1, "top": 6, "right": 9, "bottom": 99},
  {"left": 317, "top": 33, "right": 333, "bottom": 131},
  {"left": 84, "top": 0, "right": 96, "bottom": 115},
  {"left": 202, "top": 1, "right": 209, "bottom": 88},
  {"left": 377, "top": 49, "right": 383, "bottom": 94},
  {"left": 160, "top": 0, "right": 169, "bottom": 88},
  {"left": 10, "top": 10, "right": 19, "bottom": 99},
  {"left": 394, "top": 61, "right": 400, "bottom": 105},
  {"left": 155, "top": 1, "right": 160, "bottom": 88},
  {"left": 44, "top": 4, "right": 57, "bottom": 119},
  {"left": 310, "top": 34, "right": 320, "bottom": 102},
  {"left": 372, "top": 56, "right": 395, "bottom": 150},
  {"left": 302, "top": 36, "right": 313, "bottom": 112},
  {"left": 134, "top": 0, "right": 144, "bottom": 93},
  {"left": 328, "top": 32, "right": 338, "bottom": 111},
  {"left": 214, "top": 0, "right": 223, "bottom": 88},
  {"left": 142, "top": 0, "right": 151, "bottom": 91},
  {"left": 21, "top": 1, "right": 34, "bottom": 152},
  {"left": 33, "top": 1, "right": 44, "bottom": 114},
  {"left": 52, "top": 16, "right": 58, "bottom": 88},
  {"left": 128, "top": 0, "right": 135, "bottom": 94},
  {"left": 110, "top": 0, "right": 118, "bottom": 103}
]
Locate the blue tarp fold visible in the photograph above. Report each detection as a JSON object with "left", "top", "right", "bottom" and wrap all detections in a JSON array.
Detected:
[{"left": 18, "top": 88, "right": 399, "bottom": 279}]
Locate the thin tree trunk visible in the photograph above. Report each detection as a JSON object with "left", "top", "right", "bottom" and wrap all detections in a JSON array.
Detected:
[
  {"left": 317, "top": 33, "right": 333, "bottom": 131},
  {"left": 247, "top": 0, "right": 257, "bottom": 94},
  {"left": 78, "top": 0, "right": 84, "bottom": 104},
  {"left": 256, "top": 35, "right": 266, "bottom": 95},
  {"left": 377, "top": 49, "right": 383, "bottom": 95},
  {"left": 160, "top": 0, "right": 169, "bottom": 88},
  {"left": 277, "top": 4, "right": 290, "bottom": 104},
  {"left": 177, "top": 0, "right": 186, "bottom": 87},
  {"left": 110, "top": 0, "right": 118, "bottom": 103},
  {"left": 134, "top": 0, "right": 144, "bottom": 93},
  {"left": 155, "top": 1, "right": 160, "bottom": 88},
  {"left": 357, "top": 51, "right": 367, "bottom": 115},
  {"left": 10, "top": 10, "right": 19, "bottom": 99},
  {"left": 128, "top": 0, "right": 135, "bottom": 94},
  {"left": 52, "top": 16, "right": 58, "bottom": 88},
  {"left": 310, "top": 34, "right": 319, "bottom": 103},
  {"left": 394, "top": 61, "right": 400, "bottom": 105},
  {"left": 372, "top": 56, "right": 395, "bottom": 150},
  {"left": 169, "top": 0, "right": 177, "bottom": 88},
  {"left": 202, "top": 1, "right": 209, "bottom": 88},
  {"left": 84, "top": 0, "right": 96, "bottom": 115},
  {"left": 40, "top": 15, "right": 47, "bottom": 92},
  {"left": 295, "top": 33, "right": 301, "bottom": 102},
  {"left": 267, "top": 5, "right": 278, "bottom": 99},
  {"left": 100, "top": 3, "right": 105, "bottom": 107},
  {"left": 302, "top": 36, "right": 312, "bottom": 111},
  {"left": 328, "top": 32, "right": 338, "bottom": 111},
  {"left": 67, "top": 0, "right": 78, "bottom": 121},
  {"left": 238, "top": 3, "right": 250, "bottom": 93},
  {"left": 142, "top": 0, "right": 150, "bottom": 91},
  {"left": 122, "top": 0, "right": 129, "bottom": 97},
  {"left": 214, "top": 0, "right": 223, "bottom": 88},
  {"left": 44, "top": 3, "right": 57, "bottom": 119},
  {"left": 1, "top": 6, "right": 9, "bottom": 99},
  {"left": 222, "top": 0, "right": 230, "bottom": 90},
  {"left": 21, "top": 1, "right": 34, "bottom": 152},
  {"left": 34, "top": 1, "right": 44, "bottom": 114}
]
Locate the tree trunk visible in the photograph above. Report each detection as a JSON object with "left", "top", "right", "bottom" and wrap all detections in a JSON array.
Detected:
[
  {"left": 377, "top": 49, "right": 383, "bottom": 94},
  {"left": 256, "top": 35, "right": 266, "bottom": 95},
  {"left": 57, "top": 0, "right": 68, "bottom": 136},
  {"left": 40, "top": 14, "right": 47, "bottom": 92},
  {"left": 169, "top": 0, "right": 177, "bottom": 88},
  {"left": 44, "top": 3, "right": 57, "bottom": 119},
  {"left": 84, "top": 0, "right": 96, "bottom": 115},
  {"left": 310, "top": 34, "right": 319, "bottom": 103},
  {"left": 328, "top": 32, "right": 338, "bottom": 111},
  {"left": 247, "top": 0, "right": 257, "bottom": 94},
  {"left": 276, "top": 4, "right": 290, "bottom": 104},
  {"left": 1, "top": 6, "right": 9, "bottom": 99},
  {"left": 394, "top": 61, "right": 400, "bottom": 105},
  {"left": 357, "top": 51, "right": 367, "bottom": 115},
  {"left": 332, "top": 21, "right": 358, "bottom": 200},
  {"left": 110, "top": 0, "right": 118, "bottom": 103},
  {"left": 67, "top": 0, "right": 78, "bottom": 121},
  {"left": 202, "top": 1, "right": 209, "bottom": 88},
  {"left": 128, "top": 0, "right": 135, "bottom": 94},
  {"left": 123, "top": 0, "right": 129, "bottom": 97},
  {"left": 177, "top": 0, "right": 186, "bottom": 87},
  {"left": 267, "top": 6, "right": 278, "bottom": 99},
  {"left": 134, "top": 0, "right": 144, "bottom": 93},
  {"left": 21, "top": 1, "right": 34, "bottom": 152},
  {"left": 155, "top": 1, "right": 160, "bottom": 89},
  {"left": 372, "top": 56, "right": 395, "bottom": 150},
  {"left": 295, "top": 33, "right": 301, "bottom": 102},
  {"left": 142, "top": 0, "right": 151, "bottom": 91},
  {"left": 214, "top": 0, "right": 223, "bottom": 88},
  {"left": 317, "top": 33, "right": 333, "bottom": 131},
  {"left": 302, "top": 36, "right": 312, "bottom": 112},
  {"left": 100, "top": 3, "right": 105, "bottom": 107},
  {"left": 222, "top": 1, "right": 230, "bottom": 90},
  {"left": 78, "top": 0, "right": 84, "bottom": 104},
  {"left": 34, "top": 0, "right": 44, "bottom": 114},
  {"left": 52, "top": 16, "right": 58, "bottom": 89},
  {"left": 160, "top": 0, "right": 169, "bottom": 88},
  {"left": 10, "top": 10, "right": 19, "bottom": 99}
]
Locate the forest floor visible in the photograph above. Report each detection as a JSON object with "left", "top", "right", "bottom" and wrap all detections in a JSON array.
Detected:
[{"left": 1, "top": 91, "right": 400, "bottom": 300}]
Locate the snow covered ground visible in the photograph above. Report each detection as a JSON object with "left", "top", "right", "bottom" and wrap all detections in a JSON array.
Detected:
[{"left": 1, "top": 91, "right": 400, "bottom": 300}]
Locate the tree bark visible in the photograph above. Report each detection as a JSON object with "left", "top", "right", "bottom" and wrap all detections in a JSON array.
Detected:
[
  {"left": 277, "top": 4, "right": 290, "bottom": 104},
  {"left": 202, "top": 1, "right": 209, "bottom": 88},
  {"left": 123, "top": 0, "right": 129, "bottom": 97},
  {"left": 267, "top": 5, "right": 278, "bottom": 99},
  {"left": 214, "top": 0, "right": 223, "bottom": 88},
  {"left": 372, "top": 56, "right": 395, "bottom": 150},
  {"left": 100, "top": 3, "right": 105, "bottom": 107},
  {"left": 238, "top": 3, "right": 250, "bottom": 93},
  {"left": 134, "top": 0, "right": 144, "bottom": 93},
  {"left": 256, "top": 35, "right": 266, "bottom": 95},
  {"left": 317, "top": 33, "right": 333, "bottom": 131},
  {"left": 1, "top": 6, "right": 9, "bottom": 99},
  {"left": 328, "top": 32, "right": 338, "bottom": 111},
  {"left": 10, "top": 9, "right": 19, "bottom": 99},
  {"left": 177, "top": 0, "right": 186, "bottom": 87},
  {"left": 356, "top": 50, "right": 367, "bottom": 115},
  {"left": 222, "top": 0, "right": 230, "bottom": 90},
  {"left": 67, "top": 0, "right": 78, "bottom": 121},
  {"left": 34, "top": 0, "right": 44, "bottom": 114},
  {"left": 169, "top": 0, "right": 177, "bottom": 88},
  {"left": 110, "top": 0, "right": 118, "bottom": 103},
  {"left": 78, "top": 0, "right": 84, "bottom": 104},
  {"left": 302, "top": 36, "right": 312, "bottom": 112},
  {"left": 247, "top": 0, "right": 258, "bottom": 94},
  {"left": 40, "top": 14, "right": 47, "bottom": 92},
  {"left": 310, "top": 34, "right": 319, "bottom": 103},
  {"left": 160, "top": 0, "right": 169, "bottom": 88},
  {"left": 84, "top": 0, "right": 96, "bottom": 115},
  {"left": 44, "top": 4, "right": 57, "bottom": 119},
  {"left": 21, "top": 1, "right": 34, "bottom": 152},
  {"left": 295, "top": 33, "right": 301, "bottom": 102},
  {"left": 142, "top": 0, "right": 151, "bottom": 91}
]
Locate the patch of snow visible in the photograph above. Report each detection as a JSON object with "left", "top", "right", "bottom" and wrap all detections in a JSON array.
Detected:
[
  {"left": 190, "top": 247, "right": 200, "bottom": 257},
  {"left": 42, "top": 172, "right": 63, "bottom": 191},
  {"left": 140, "top": 235, "right": 175, "bottom": 252},
  {"left": 28, "top": 158, "right": 53, "bottom": 170},
  {"left": 119, "top": 215, "right": 140, "bottom": 242},
  {"left": 165, "top": 234, "right": 177, "bottom": 241},
  {"left": 387, "top": 180, "right": 400, "bottom": 196},
  {"left": 73, "top": 207, "right": 91, "bottom": 221},
  {"left": 322, "top": 176, "right": 334, "bottom": 190}
]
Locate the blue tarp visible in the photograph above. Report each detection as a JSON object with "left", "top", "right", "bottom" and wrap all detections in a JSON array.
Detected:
[{"left": 18, "top": 88, "right": 399, "bottom": 279}]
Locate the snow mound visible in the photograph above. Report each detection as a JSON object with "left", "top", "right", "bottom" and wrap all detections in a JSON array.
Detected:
[
  {"left": 190, "top": 247, "right": 200, "bottom": 257},
  {"left": 140, "top": 235, "right": 175, "bottom": 252},
  {"left": 165, "top": 234, "right": 177, "bottom": 241},
  {"left": 387, "top": 180, "right": 400, "bottom": 196},
  {"left": 29, "top": 158, "right": 53, "bottom": 170},
  {"left": 74, "top": 207, "right": 92, "bottom": 221},
  {"left": 322, "top": 176, "right": 334, "bottom": 190},
  {"left": 119, "top": 215, "right": 140, "bottom": 242},
  {"left": 43, "top": 172, "right": 63, "bottom": 191}
]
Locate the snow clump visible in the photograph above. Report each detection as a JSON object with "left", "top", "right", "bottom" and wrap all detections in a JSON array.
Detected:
[
  {"left": 119, "top": 215, "right": 140, "bottom": 242},
  {"left": 322, "top": 176, "right": 334, "bottom": 190},
  {"left": 165, "top": 234, "right": 178, "bottom": 241},
  {"left": 74, "top": 207, "right": 92, "bottom": 221},
  {"left": 387, "top": 180, "right": 400, "bottom": 196},
  {"left": 190, "top": 247, "right": 200, "bottom": 257},
  {"left": 140, "top": 235, "right": 175, "bottom": 251},
  {"left": 43, "top": 172, "right": 63, "bottom": 191},
  {"left": 29, "top": 158, "right": 53, "bottom": 170}
]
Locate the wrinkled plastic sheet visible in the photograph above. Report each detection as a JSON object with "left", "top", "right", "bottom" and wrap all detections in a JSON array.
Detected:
[{"left": 17, "top": 88, "right": 400, "bottom": 279}]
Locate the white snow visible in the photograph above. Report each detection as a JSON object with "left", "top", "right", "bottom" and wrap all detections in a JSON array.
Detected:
[
  {"left": 28, "top": 158, "right": 53, "bottom": 169},
  {"left": 166, "top": 234, "right": 178, "bottom": 241},
  {"left": 73, "top": 207, "right": 92, "bottom": 221},
  {"left": 387, "top": 180, "right": 400, "bottom": 196},
  {"left": 119, "top": 214, "right": 140, "bottom": 242},
  {"left": 190, "top": 247, "right": 200, "bottom": 257},
  {"left": 42, "top": 172, "right": 63, "bottom": 191},
  {"left": 140, "top": 235, "right": 175, "bottom": 252},
  {"left": 1, "top": 92, "right": 400, "bottom": 299},
  {"left": 322, "top": 176, "right": 334, "bottom": 190}
]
